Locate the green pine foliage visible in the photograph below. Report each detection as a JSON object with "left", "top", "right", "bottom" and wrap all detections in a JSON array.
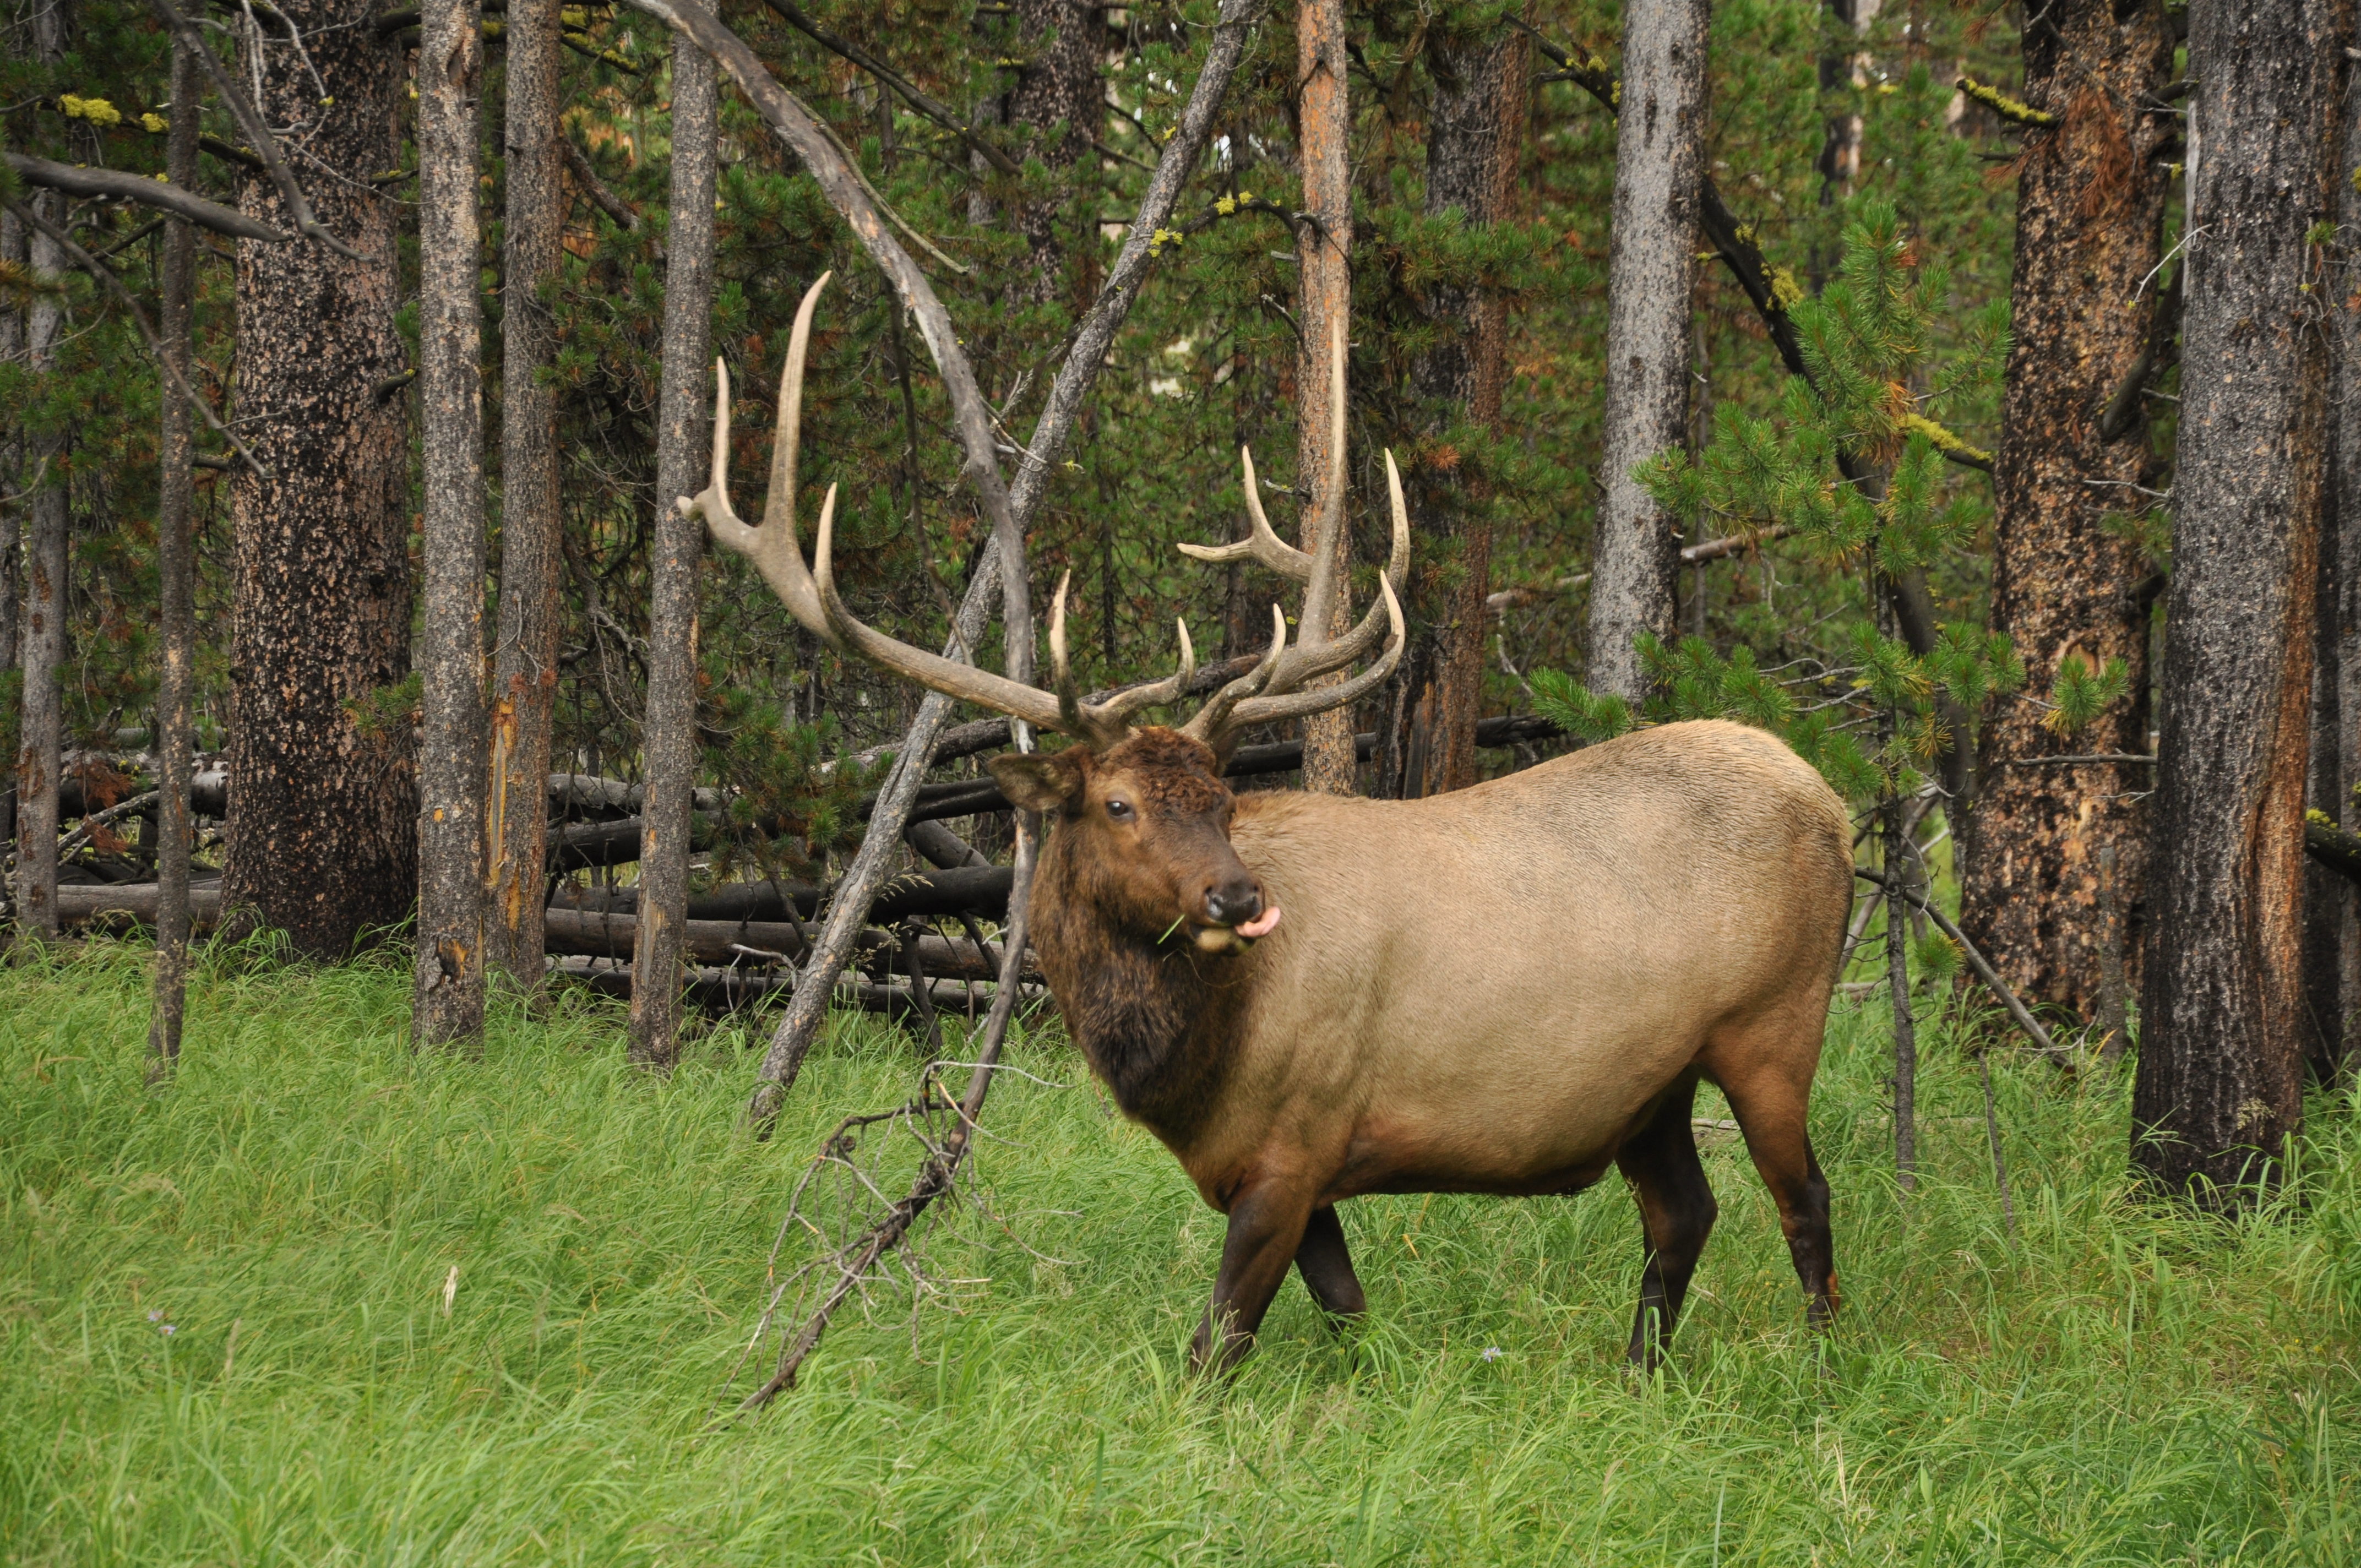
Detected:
[{"left": 1539, "top": 202, "right": 2021, "bottom": 804}]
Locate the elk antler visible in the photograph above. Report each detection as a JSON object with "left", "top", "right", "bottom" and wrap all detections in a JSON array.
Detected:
[
  {"left": 683, "top": 273, "right": 1194, "bottom": 751},
  {"left": 1176, "top": 318, "right": 1410, "bottom": 749}
]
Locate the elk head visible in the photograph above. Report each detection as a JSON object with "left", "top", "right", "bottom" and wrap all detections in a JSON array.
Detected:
[{"left": 680, "top": 273, "right": 1408, "bottom": 953}]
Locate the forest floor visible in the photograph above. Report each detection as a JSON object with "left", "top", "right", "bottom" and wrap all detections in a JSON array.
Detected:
[{"left": 2, "top": 937, "right": 2358, "bottom": 1566}]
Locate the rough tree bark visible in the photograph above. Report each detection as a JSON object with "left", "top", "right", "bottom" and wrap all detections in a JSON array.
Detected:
[
  {"left": 1005, "top": 0, "right": 1105, "bottom": 305},
  {"left": 1375, "top": 22, "right": 1528, "bottom": 799},
  {"left": 0, "top": 208, "right": 23, "bottom": 856},
  {"left": 1957, "top": 2, "right": 2173, "bottom": 1020},
  {"left": 17, "top": 197, "right": 65, "bottom": 944},
  {"left": 148, "top": 36, "right": 200, "bottom": 1075},
  {"left": 2133, "top": 0, "right": 2347, "bottom": 1200},
  {"left": 412, "top": 0, "right": 490, "bottom": 1048},
  {"left": 1294, "top": 0, "right": 1355, "bottom": 792},
  {"left": 2302, "top": 18, "right": 2361, "bottom": 1086},
  {"left": 15, "top": 0, "right": 72, "bottom": 943},
  {"left": 486, "top": 0, "right": 565, "bottom": 992},
  {"left": 1587, "top": 0, "right": 1709, "bottom": 704},
  {"left": 628, "top": 38, "right": 717, "bottom": 1071},
  {"left": 223, "top": 0, "right": 415, "bottom": 957}
]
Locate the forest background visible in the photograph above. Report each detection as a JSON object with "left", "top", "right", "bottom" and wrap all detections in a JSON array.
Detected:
[{"left": 13, "top": 0, "right": 2359, "bottom": 1185}]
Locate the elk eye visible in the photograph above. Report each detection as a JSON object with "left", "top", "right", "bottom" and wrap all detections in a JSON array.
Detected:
[{"left": 1106, "top": 798, "right": 1134, "bottom": 821}]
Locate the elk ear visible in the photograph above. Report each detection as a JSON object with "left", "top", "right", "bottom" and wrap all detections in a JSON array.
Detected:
[{"left": 989, "top": 748, "right": 1089, "bottom": 812}]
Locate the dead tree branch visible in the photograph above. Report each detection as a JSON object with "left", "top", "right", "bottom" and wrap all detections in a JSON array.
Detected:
[
  {"left": 4, "top": 199, "right": 272, "bottom": 477},
  {"left": 3, "top": 153, "right": 289, "bottom": 243},
  {"left": 146, "top": 0, "right": 368, "bottom": 259},
  {"left": 1856, "top": 868, "right": 2071, "bottom": 1065}
]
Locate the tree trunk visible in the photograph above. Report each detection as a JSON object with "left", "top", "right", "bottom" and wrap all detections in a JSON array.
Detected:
[
  {"left": 628, "top": 37, "right": 717, "bottom": 1071},
  {"left": 2333, "top": 33, "right": 2361, "bottom": 1088},
  {"left": 1375, "top": 23, "right": 1528, "bottom": 800},
  {"left": 148, "top": 36, "right": 199, "bottom": 1076},
  {"left": 1587, "top": 0, "right": 1708, "bottom": 704},
  {"left": 14, "top": 0, "right": 71, "bottom": 942},
  {"left": 0, "top": 209, "right": 21, "bottom": 857},
  {"left": 485, "top": 0, "right": 565, "bottom": 992},
  {"left": 1006, "top": 0, "right": 1105, "bottom": 306},
  {"left": 17, "top": 187, "right": 66, "bottom": 944},
  {"left": 222, "top": 0, "right": 415, "bottom": 957},
  {"left": 1957, "top": 1, "right": 2173, "bottom": 1020},
  {"left": 1294, "top": 0, "right": 1355, "bottom": 792},
  {"left": 2132, "top": 0, "right": 2347, "bottom": 1200},
  {"left": 412, "top": 0, "right": 490, "bottom": 1048}
]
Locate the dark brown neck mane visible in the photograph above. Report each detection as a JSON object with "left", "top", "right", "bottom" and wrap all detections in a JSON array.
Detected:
[{"left": 1031, "top": 815, "right": 1256, "bottom": 1147}]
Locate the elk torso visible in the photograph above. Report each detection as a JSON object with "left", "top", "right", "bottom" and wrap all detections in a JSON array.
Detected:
[{"left": 1032, "top": 720, "right": 1854, "bottom": 1212}]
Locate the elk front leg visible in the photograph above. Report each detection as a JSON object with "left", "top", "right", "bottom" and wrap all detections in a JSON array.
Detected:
[{"left": 1190, "top": 1181, "right": 1316, "bottom": 1375}]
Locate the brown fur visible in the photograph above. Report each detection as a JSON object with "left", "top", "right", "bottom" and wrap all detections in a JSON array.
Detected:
[{"left": 998, "top": 718, "right": 1855, "bottom": 1371}]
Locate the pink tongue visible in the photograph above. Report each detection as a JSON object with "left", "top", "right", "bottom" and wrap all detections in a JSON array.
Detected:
[{"left": 1235, "top": 906, "right": 1282, "bottom": 940}]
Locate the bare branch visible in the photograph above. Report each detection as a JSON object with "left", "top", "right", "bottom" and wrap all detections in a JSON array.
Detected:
[
  {"left": 146, "top": 0, "right": 369, "bottom": 260},
  {"left": 4, "top": 153, "right": 289, "bottom": 244},
  {"left": 5, "top": 199, "right": 271, "bottom": 478}
]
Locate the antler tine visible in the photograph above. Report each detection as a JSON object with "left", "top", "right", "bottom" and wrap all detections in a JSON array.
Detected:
[
  {"left": 682, "top": 273, "right": 841, "bottom": 647},
  {"left": 1176, "top": 445, "right": 1318, "bottom": 579},
  {"left": 1269, "top": 445, "right": 1417, "bottom": 684},
  {"left": 1096, "top": 617, "right": 1198, "bottom": 723},
  {"left": 809, "top": 483, "right": 1070, "bottom": 737},
  {"left": 1048, "top": 573, "right": 1132, "bottom": 749},
  {"left": 1294, "top": 316, "right": 1352, "bottom": 651},
  {"left": 1223, "top": 572, "right": 1406, "bottom": 731},
  {"left": 1179, "top": 605, "right": 1287, "bottom": 744}
]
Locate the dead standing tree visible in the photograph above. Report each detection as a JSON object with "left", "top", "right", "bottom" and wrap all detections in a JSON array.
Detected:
[
  {"left": 627, "top": 32, "right": 719, "bottom": 1070},
  {"left": 487, "top": 0, "right": 569, "bottom": 993},
  {"left": 412, "top": 0, "right": 491, "bottom": 1048},
  {"left": 148, "top": 33, "right": 201, "bottom": 1076},
  {"left": 2134, "top": 0, "right": 2348, "bottom": 1199},
  {"left": 1587, "top": 0, "right": 1709, "bottom": 705},
  {"left": 611, "top": 0, "right": 1266, "bottom": 1129},
  {"left": 1293, "top": 0, "right": 1354, "bottom": 793}
]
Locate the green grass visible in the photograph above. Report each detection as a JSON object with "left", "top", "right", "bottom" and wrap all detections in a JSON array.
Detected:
[{"left": 3, "top": 938, "right": 2358, "bottom": 1565}]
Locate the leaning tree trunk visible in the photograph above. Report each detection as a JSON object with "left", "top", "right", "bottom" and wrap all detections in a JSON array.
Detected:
[
  {"left": 412, "top": 0, "right": 489, "bottom": 1048},
  {"left": 485, "top": 0, "right": 566, "bottom": 992},
  {"left": 1294, "top": 0, "right": 1356, "bottom": 793},
  {"left": 1375, "top": 21, "right": 1528, "bottom": 799},
  {"left": 1957, "top": 1, "right": 2174, "bottom": 1020},
  {"left": 16, "top": 188, "right": 66, "bottom": 944},
  {"left": 627, "top": 37, "right": 717, "bottom": 1071},
  {"left": 148, "top": 35, "right": 200, "bottom": 1075},
  {"left": 223, "top": 0, "right": 415, "bottom": 957},
  {"left": 2132, "top": 0, "right": 2347, "bottom": 1201},
  {"left": 1587, "top": 0, "right": 1709, "bottom": 704}
]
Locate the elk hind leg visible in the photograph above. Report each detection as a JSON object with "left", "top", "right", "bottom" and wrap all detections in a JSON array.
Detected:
[
  {"left": 1293, "top": 1204, "right": 1366, "bottom": 1330},
  {"left": 1707, "top": 1019, "right": 1838, "bottom": 1330},
  {"left": 1618, "top": 1072, "right": 1718, "bottom": 1370}
]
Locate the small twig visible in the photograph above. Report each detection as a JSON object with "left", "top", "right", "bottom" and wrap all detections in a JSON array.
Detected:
[
  {"left": 1856, "top": 868, "right": 2071, "bottom": 1065},
  {"left": 1955, "top": 75, "right": 2057, "bottom": 128},
  {"left": 7, "top": 199, "right": 273, "bottom": 477},
  {"left": 2000, "top": 752, "right": 2156, "bottom": 767},
  {"left": 148, "top": 0, "right": 368, "bottom": 260},
  {"left": 57, "top": 789, "right": 161, "bottom": 859}
]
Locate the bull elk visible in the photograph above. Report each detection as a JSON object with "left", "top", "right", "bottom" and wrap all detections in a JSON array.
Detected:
[{"left": 689, "top": 275, "right": 1854, "bottom": 1373}]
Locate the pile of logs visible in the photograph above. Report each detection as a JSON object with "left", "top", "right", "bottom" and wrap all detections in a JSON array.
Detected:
[{"left": 45, "top": 714, "right": 1577, "bottom": 1017}]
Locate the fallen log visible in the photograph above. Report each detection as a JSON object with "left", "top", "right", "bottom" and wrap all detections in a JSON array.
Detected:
[
  {"left": 554, "top": 865, "right": 1015, "bottom": 924},
  {"left": 550, "top": 956, "right": 1010, "bottom": 1020},
  {"left": 58, "top": 881, "right": 225, "bottom": 928},
  {"left": 541, "top": 904, "right": 1031, "bottom": 982}
]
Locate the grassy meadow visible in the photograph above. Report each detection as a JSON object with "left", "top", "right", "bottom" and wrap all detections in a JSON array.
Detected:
[{"left": 3, "top": 936, "right": 2359, "bottom": 1565}]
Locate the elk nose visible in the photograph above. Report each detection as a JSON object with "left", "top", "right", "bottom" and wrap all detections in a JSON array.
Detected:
[{"left": 1203, "top": 879, "right": 1263, "bottom": 928}]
